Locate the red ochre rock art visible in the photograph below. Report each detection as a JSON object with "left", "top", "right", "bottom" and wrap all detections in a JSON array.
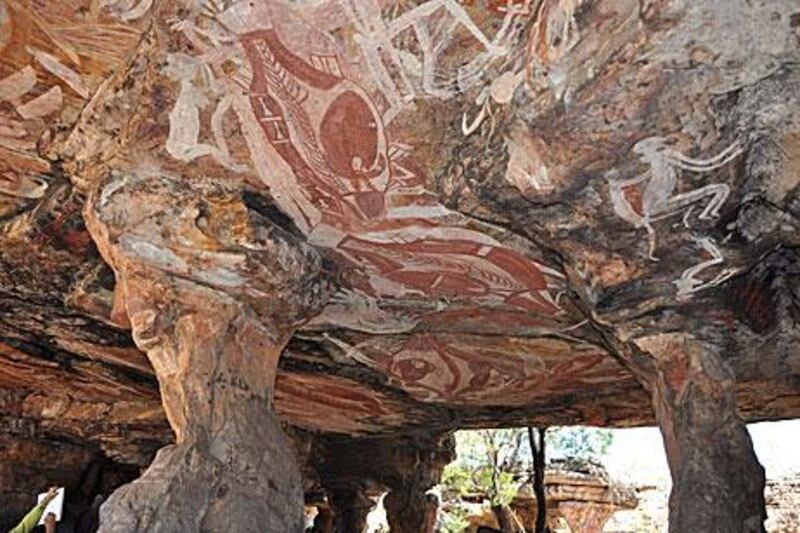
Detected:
[{"left": 0, "top": 0, "right": 799, "bottom": 531}]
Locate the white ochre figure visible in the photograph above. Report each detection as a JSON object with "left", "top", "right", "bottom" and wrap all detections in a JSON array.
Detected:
[
  {"left": 673, "top": 235, "right": 736, "bottom": 299},
  {"left": 341, "top": 0, "right": 526, "bottom": 123},
  {"left": 163, "top": 52, "right": 246, "bottom": 173},
  {"left": 608, "top": 136, "right": 742, "bottom": 298}
]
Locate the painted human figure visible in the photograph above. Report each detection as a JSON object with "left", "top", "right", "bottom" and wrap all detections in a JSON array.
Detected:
[
  {"left": 608, "top": 136, "right": 739, "bottom": 259},
  {"left": 163, "top": 52, "right": 246, "bottom": 172},
  {"left": 608, "top": 136, "right": 741, "bottom": 297}
]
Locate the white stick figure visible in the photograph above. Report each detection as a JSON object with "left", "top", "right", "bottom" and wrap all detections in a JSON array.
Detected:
[
  {"left": 608, "top": 136, "right": 740, "bottom": 260},
  {"left": 607, "top": 136, "right": 742, "bottom": 298}
]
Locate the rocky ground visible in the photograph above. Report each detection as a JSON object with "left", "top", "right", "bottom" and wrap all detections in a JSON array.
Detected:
[{"left": 606, "top": 475, "right": 800, "bottom": 533}]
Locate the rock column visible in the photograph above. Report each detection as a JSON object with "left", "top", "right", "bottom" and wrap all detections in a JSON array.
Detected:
[
  {"left": 329, "top": 488, "right": 375, "bottom": 533},
  {"left": 383, "top": 435, "right": 453, "bottom": 533},
  {"left": 314, "top": 433, "right": 453, "bottom": 533},
  {"left": 84, "top": 173, "right": 327, "bottom": 532},
  {"left": 384, "top": 489, "right": 439, "bottom": 533},
  {"left": 637, "top": 334, "right": 766, "bottom": 532}
]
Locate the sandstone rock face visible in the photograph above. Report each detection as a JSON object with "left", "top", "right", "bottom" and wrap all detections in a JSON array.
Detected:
[
  {"left": 85, "top": 172, "right": 327, "bottom": 531},
  {"left": 541, "top": 460, "right": 638, "bottom": 533},
  {"left": 0, "top": 0, "right": 798, "bottom": 531}
]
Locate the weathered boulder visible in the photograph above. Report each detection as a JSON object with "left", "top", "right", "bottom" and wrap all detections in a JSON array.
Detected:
[{"left": 461, "top": 459, "right": 637, "bottom": 533}]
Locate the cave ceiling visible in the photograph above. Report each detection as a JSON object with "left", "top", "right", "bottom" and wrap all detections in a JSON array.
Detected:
[{"left": 1, "top": 0, "right": 799, "bottom": 466}]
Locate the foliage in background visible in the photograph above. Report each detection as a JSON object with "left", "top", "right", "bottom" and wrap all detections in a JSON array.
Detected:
[
  {"left": 438, "top": 505, "right": 471, "bottom": 533},
  {"left": 438, "top": 429, "right": 522, "bottom": 532},
  {"left": 437, "top": 427, "right": 614, "bottom": 531},
  {"left": 545, "top": 426, "right": 614, "bottom": 460},
  {"left": 447, "top": 426, "right": 614, "bottom": 474},
  {"left": 444, "top": 428, "right": 528, "bottom": 505}
]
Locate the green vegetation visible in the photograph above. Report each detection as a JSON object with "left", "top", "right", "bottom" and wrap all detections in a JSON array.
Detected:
[
  {"left": 437, "top": 426, "right": 614, "bottom": 531},
  {"left": 546, "top": 427, "right": 613, "bottom": 460}
]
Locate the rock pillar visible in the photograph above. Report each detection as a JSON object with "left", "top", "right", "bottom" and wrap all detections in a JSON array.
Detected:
[
  {"left": 84, "top": 173, "right": 327, "bottom": 532},
  {"left": 384, "top": 488, "right": 439, "bottom": 533},
  {"left": 383, "top": 435, "right": 453, "bottom": 533},
  {"left": 329, "top": 488, "right": 375, "bottom": 533},
  {"left": 314, "top": 433, "right": 453, "bottom": 533},
  {"left": 638, "top": 334, "right": 766, "bottom": 533}
]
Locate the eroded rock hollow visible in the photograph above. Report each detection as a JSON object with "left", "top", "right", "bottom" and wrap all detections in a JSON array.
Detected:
[{"left": 0, "top": 0, "right": 798, "bottom": 531}]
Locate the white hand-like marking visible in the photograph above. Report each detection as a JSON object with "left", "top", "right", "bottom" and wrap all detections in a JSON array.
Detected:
[
  {"left": 27, "top": 47, "right": 89, "bottom": 99},
  {"left": 16, "top": 86, "right": 62, "bottom": 119},
  {"left": 100, "top": 0, "right": 153, "bottom": 22}
]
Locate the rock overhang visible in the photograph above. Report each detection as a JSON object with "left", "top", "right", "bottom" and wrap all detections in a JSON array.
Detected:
[
  {"left": 0, "top": 0, "right": 798, "bottom": 442},
  {"left": 0, "top": 4, "right": 799, "bottom": 530}
]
